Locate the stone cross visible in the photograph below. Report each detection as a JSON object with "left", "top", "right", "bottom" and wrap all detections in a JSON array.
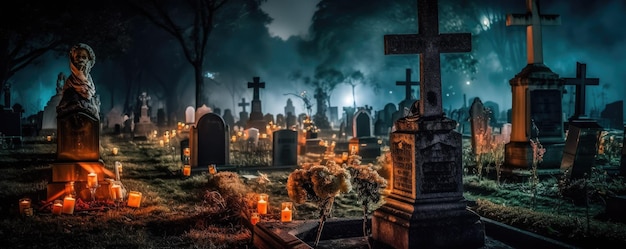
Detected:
[
  {"left": 139, "top": 92, "right": 150, "bottom": 107},
  {"left": 396, "top": 68, "right": 419, "bottom": 101},
  {"left": 506, "top": 0, "right": 561, "bottom": 65},
  {"left": 238, "top": 98, "right": 250, "bottom": 113},
  {"left": 563, "top": 62, "right": 599, "bottom": 119},
  {"left": 384, "top": 0, "right": 471, "bottom": 118},
  {"left": 248, "top": 77, "right": 265, "bottom": 101}
]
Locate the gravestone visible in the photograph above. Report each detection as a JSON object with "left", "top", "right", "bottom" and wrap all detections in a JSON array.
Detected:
[
  {"left": 383, "top": 103, "right": 397, "bottom": 129},
  {"left": 246, "top": 127, "right": 260, "bottom": 148},
  {"left": 284, "top": 98, "right": 295, "bottom": 117},
  {"left": 246, "top": 77, "right": 267, "bottom": 130},
  {"left": 272, "top": 129, "right": 298, "bottom": 166},
  {"left": 238, "top": 98, "right": 250, "bottom": 127},
  {"left": 105, "top": 107, "right": 123, "bottom": 129},
  {"left": 342, "top": 106, "right": 356, "bottom": 132},
  {"left": 313, "top": 87, "right": 330, "bottom": 129},
  {"left": 41, "top": 73, "right": 66, "bottom": 136},
  {"left": 0, "top": 83, "right": 22, "bottom": 144},
  {"left": 275, "top": 114, "right": 285, "bottom": 128},
  {"left": 157, "top": 108, "right": 166, "bottom": 127},
  {"left": 190, "top": 112, "right": 229, "bottom": 167},
  {"left": 222, "top": 109, "right": 235, "bottom": 129},
  {"left": 185, "top": 106, "right": 195, "bottom": 124},
  {"left": 48, "top": 43, "right": 113, "bottom": 202},
  {"left": 372, "top": 1, "right": 484, "bottom": 248},
  {"left": 469, "top": 97, "right": 491, "bottom": 155},
  {"left": 285, "top": 113, "right": 296, "bottom": 129},
  {"left": 505, "top": 0, "right": 564, "bottom": 170},
  {"left": 352, "top": 109, "right": 373, "bottom": 138},
  {"left": 560, "top": 120, "right": 603, "bottom": 179},
  {"left": 563, "top": 62, "right": 599, "bottom": 121},
  {"left": 263, "top": 114, "right": 274, "bottom": 127},
  {"left": 195, "top": 104, "right": 212, "bottom": 123},
  {"left": 600, "top": 101, "right": 623, "bottom": 130},
  {"left": 133, "top": 92, "right": 157, "bottom": 137}
]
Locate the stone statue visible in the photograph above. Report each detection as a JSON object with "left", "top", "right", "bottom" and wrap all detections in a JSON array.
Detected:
[{"left": 57, "top": 43, "right": 100, "bottom": 119}]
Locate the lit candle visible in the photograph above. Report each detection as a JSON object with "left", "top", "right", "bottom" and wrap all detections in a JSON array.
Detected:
[
  {"left": 183, "top": 165, "right": 191, "bottom": 177},
  {"left": 183, "top": 148, "right": 190, "bottom": 157},
  {"left": 62, "top": 196, "right": 75, "bottom": 214},
  {"left": 159, "top": 140, "right": 164, "bottom": 147},
  {"left": 115, "top": 161, "right": 123, "bottom": 181},
  {"left": 112, "top": 147, "right": 119, "bottom": 155},
  {"left": 127, "top": 191, "right": 142, "bottom": 208},
  {"left": 208, "top": 164, "right": 217, "bottom": 175},
  {"left": 250, "top": 212, "right": 260, "bottom": 225},
  {"left": 87, "top": 172, "right": 98, "bottom": 188},
  {"left": 19, "top": 198, "right": 31, "bottom": 215},
  {"left": 46, "top": 135, "right": 52, "bottom": 142},
  {"left": 257, "top": 194, "right": 268, "bottom": 215},
  {"left": 52, "top": 200, "right": 63, "bottom": 215},
  {"left": 281, "top": 202, "right": 293, "bottom": 222},
  {"left": 111, "top": 184, "right": 123, "bottom": 201}
]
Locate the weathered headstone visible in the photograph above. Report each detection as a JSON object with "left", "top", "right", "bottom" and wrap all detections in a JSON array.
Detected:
[
  {"left": 505, "top": 0, "right": 564, "bottom": 170},
  {"left": 238, "top": 98, "right": 250, "bottom": 127},
  {"left": 222, "top": 109, "right": 235, "bottom": 129},
  {"left": 185, "top": 106, "right": 195, "bottom": 124},
  {"left": 372, "top": 1, "right": 484, "bottom": 248},
  {"left": 190, "top": 112, "right": 229, "bottom": 167},
  {"left": 600, "top": 101, "right": 623, "bottom": 130},
  {"left": 560, "top": 120, "right": 603, "bottom": 178},
  {"left": 195, "top": 104, "right": 212, "bottom": 123},
  {"left": 105, "top": 106, "right": 124, "bottom": 129},
  {"left": 48, "top": 43, "right": 113, "bottom": 202},
  {"left": 352, "top": 109, "right": 373, "bottom": 138},
  {"left": 469, "top": 97, "right": 491, "bottom": 155},
  {"left": 133, "top": 92, "right": 157, "bottom": 137},
  {"left": 272, "top": 129, "right": 298, "bottom": 166}
]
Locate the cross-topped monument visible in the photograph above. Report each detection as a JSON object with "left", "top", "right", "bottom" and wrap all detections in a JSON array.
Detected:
[
  {"left": 139, "top": 92, "right": 150, "bottom": 107},
  {"left": 248, "top": 77, "right": 265, "bottom": 101},
  {"left": 384, "top": 0, "right": 471, "bottom": 118},
  {"left": 506, "top": 0, "right": 561, "bottom": 65},
  {"left": 373, "top": 1, "right": 484, "bottom": 248},
  {"left": 396, "top": 68, "right": 419, "bottom": 101},
  {"left": 246, "top": 77, "right": 267, "bottom": 130},
  {"left": 238, "top": 98, "right": 250, "bottom": 113},
  {"left": 563, "top": 62, "right": 599, "bottom": 120}
]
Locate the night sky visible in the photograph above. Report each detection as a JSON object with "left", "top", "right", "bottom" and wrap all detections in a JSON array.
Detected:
[{"left": 7, "top": 0, "right": 626, "bottom": 123}]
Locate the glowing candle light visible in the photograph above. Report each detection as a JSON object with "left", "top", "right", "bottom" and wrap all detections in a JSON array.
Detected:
[
  {"left": 62, "top": 196, "right": 75, "bottom": 214},
  {"left": 250, "top": 212, "right": 260, "bottom": 225},
  {"left": 112, "top": 147, "right": 119, "bottom": 155},
  {"left": 257, "top": 194, "right": 268, "bottom": 215},
  {"left": 46, "top": 136, "right": 52, "bottom": 142},
  {"left": 159, "top": 140, "right": 164, "bottom": 147},
  {"left": 183, "top": 165, "right": 191, "bottom": 177},
  {"left": 19, "top": 198, "right": 31, "bottom": 215},
  {"left": 281, "top": 202, "right": 293, "bottom": 222},
  {"left": 87, "top": 172, "right": 98, "bottom": 188},
  {"left": 127, "top": 191, "right": 142, "bottom": 208},
  {"left": 183, "top": 148, "right": 190, "bottom": 157},
  {"left": 52, "top": 200, "right": 63, "bottom": 215},
  {"left": 208, "top": 164, "right": 217, "bottom": 175},
  {"left": 111, "top": 184, "right": 123, "bottom": 201}
]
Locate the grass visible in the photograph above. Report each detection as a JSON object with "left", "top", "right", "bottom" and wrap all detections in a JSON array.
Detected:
[{"left": 1, "top": 130, "right": 625, "bottom": 248}]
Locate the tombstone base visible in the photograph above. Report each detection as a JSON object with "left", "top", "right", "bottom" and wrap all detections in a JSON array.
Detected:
[
  {"left": 372, "top": 196, "right": 485, "bottom": 249},
  {"left": 47, "top": 161, "right": 114, "bottom": 202},
  {"left": 504, "top": 141, "right": 564, "bottom": 170}
]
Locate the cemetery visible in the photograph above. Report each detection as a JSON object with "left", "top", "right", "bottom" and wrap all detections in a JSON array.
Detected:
[{"left": 1, "top": 0, "right": 626, "bottom": 248}]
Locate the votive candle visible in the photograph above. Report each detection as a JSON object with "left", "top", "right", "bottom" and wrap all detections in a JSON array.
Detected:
[
  {"left": 208, "top": 164, "right": 217, "bottom": 175},
  {"left": 62, "top": 196, "right": 75, "bottom": 214},
  {"left": 112, "top": 147, "right": 119, "bottom": 155},
  {"left": 281, "top": 202, "right": 293, "bottom": 222},
  {"left": 46, "top": 135, "right": 52, "bottom": 142},
  {"left": 127, "top": 191, "right": 142, "bottom": 208},
  {"left": 111, "top": 184, "right": 123, "bottom": 201},
  {"left": 52, "top": 200, "right": 63, "bottom": 215},
  {"left": 87, "top": 172, "right": 98, "bottom": 188},
  {"left": 257, "top": 194, "right": 268, "bottom": 215},
  {"left": 250, "top": 212, "right": 260, "bottom": 225},
  {"left": 183, "top": 165, "right": 191, "bottom": 176},
  {"left": 19, "top": 198, "right": 31, "bottom": 215}
]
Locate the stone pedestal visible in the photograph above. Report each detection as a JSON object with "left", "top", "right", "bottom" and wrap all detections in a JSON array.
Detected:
[{"left": 372, "top": 117, "right": 484, "bottom": 248}]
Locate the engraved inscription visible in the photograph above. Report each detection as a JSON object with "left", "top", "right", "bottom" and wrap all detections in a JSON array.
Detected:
[{"left": 391, "top": 137, "right": 414, "bottom": 197}]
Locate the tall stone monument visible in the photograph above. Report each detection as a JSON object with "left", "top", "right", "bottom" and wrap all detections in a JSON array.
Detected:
[
  {"left": 372, "top": 0, "right": 484, "bottom": 248},
  {"left": 246, "top": 76, "right": 267, "bottom": 130},
  {"left": 505, "top": 0, "right": 564, "bottom": 169},
  {"left": 237, "top": 97, "right": 250, "bottom": 127},
  {"left": 48, "top": 43, "right": 113, "bottom": 202}
]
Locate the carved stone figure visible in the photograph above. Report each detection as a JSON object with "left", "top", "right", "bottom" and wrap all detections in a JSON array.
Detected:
[{"left": 57, "top": 43, "right": 100, "bottom": 119}]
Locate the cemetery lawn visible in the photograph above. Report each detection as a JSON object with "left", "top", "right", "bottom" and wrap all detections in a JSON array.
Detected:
[{"left": 0, "top": 134, "right": 625, "bottom": 248}]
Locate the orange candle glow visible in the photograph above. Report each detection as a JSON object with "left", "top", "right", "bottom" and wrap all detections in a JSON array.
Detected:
[
  {"left": 208, "top": 164, "right": 217, "bottom": 175},
  {"left": 112, "top": 184, "right": 123, "bottom": 201},
  {"left": 127, "top": 191, "right": 142, "bottom": 208},
  {"left": 159, "top": 140, "right": 164, "bottom": 147},
  {"left": 281, "top": 202, "right": 293, "bottom": 222},
  {"left": 52, "top": 200, "right": 63, "bottom": 215},
  {"left": 112, "top": 147, "right": 119, "bottom": 155},
  {"left": 183, "top": 148, "right": 190, "bottom": 157},
  {"left": 62, "top": 196, "right": 75, "bottom": 214},
  {"left": 250, "top": 212, "right": 260, "bottom": 225},
  {"left": 46, "top": 136, "right": 52, "bottom": 142},
  {"left": 183, "top": 165, "right": 191, "bottom": 177},
  {"left": 87, "top": 172, "right": 98, "bottom": 188},
  {"left": 19, "top": 198, "right": 31, "bottom": 215},
  {"left": 257, "top": 194, "right": 268, "bottom": 215}
]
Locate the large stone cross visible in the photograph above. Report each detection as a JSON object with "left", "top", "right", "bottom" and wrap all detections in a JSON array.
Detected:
[
  {"left": 384, "top": 0, "right": 471, "bottom": 118},
  {"left": 247, "top": 77, "right": 265, "bottom": 101},
  {"left": 506, "top": 0, "right": 561, "bottom": 65},
  {"left": 139, "top": 92, "right": 150, "bottom": 107},
  {"left": 396, "top": 68, "right": 419, "bottom": 101},
  {"left": 238, "top": 98, "right": 250, "bottom": 113},
  {"left": 563, "top": 62, "right": 599, "bottom": 119}
]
